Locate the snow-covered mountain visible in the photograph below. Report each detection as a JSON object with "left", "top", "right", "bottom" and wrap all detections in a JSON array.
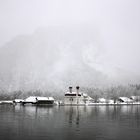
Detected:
[{"left": 0, "top": 27, "right": 139, "bottom": 92}]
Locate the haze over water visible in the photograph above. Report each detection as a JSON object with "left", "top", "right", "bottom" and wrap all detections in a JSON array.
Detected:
[{"left": 0, "top": 105, "right": 140, "bottom": 140}]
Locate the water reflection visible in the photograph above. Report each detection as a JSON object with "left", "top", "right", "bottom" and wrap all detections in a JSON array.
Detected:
[
  {"left": 2, "top": 105, "right": 140, "bottom": 126},
  {"left": 64, "top": 106, "right": 81, "bottom": 126},
  {"left": 64, "top": 105, "right": 140, "bottom": 129},
  {"left": 0, "top": 105, "right": 140, "bottom": 140}
]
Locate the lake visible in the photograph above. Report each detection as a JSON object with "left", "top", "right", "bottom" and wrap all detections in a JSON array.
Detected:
[{"left": 0, "top": 105, "right": 140, "bottom": 140}]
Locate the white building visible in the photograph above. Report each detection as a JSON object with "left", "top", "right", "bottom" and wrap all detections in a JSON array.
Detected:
[
  {"left": 22, "top": 96, "right": 54, "bottom": 105},
  {"left": 130, "top": 96, "right": 140, "bottom": 102},
  {"left": 98, "top": 98, "right": 106, "bottom": 103},
  {"left": 118, "top": 97, "right": 133, "bottom": 103},
  {"left": 63, "top": 86, "right": 93, "bottom": 105}
]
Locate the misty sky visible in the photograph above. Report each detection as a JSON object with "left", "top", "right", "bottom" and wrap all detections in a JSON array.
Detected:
[
  {"left": 0, "top": 0, "right": 140, "bottom": 90},
  {"left": 0, "top": 0, "right": 140, "bottom": 46}
]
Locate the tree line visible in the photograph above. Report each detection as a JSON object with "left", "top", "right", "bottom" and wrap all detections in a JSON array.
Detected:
[{"left": 0, "top": 84, "right": 140, "bottom": 101}]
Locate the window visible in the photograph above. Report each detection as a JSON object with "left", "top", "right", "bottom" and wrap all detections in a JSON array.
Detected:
[{"left": 69, "top": 98, "right": 73, "bottom": 101}]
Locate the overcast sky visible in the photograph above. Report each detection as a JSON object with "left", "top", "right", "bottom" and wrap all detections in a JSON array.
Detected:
[
  {"left": 0, "top": 0, "right": 140, "bottom": 88},
  {"left": 0, "top": 0, "right": 140, "bottom": 46}
]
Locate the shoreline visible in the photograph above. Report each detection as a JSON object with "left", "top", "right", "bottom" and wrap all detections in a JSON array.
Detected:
[{"left": 1, "top": 100, "right": 140, "bottom": 106}]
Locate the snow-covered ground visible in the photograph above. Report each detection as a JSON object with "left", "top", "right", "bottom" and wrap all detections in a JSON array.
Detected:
[
  {"left": 88, "top": 102, "right": 140, "bottom": 105},
  {"left": 0, "top": 100, "right": 13, "bottom": 104}
]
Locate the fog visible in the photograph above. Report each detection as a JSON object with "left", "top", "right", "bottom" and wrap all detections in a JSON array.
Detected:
[{"left": 0, "top": 0, "right": 140, "bottom": 92}]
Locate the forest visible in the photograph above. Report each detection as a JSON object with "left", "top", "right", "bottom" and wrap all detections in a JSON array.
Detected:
[{"left": 0, "top": 84, "right": 140, "bottom": 102}]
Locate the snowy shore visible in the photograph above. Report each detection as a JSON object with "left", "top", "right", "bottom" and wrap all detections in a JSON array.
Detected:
[{"left": 1, "top": 100, "right": 140, "bottom": 105}]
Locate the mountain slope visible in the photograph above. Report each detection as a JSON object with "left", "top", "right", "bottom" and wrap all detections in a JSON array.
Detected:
[{"left": 0, "top": 27, "right": 139, "bottom": 92}]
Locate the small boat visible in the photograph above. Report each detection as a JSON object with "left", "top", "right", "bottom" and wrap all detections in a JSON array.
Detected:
[
  {"left": 22, "top": 96, "right": 55, "bottom": 105},
  {"left": 62, "top": 86, "right": 94, "bottom": 106}
]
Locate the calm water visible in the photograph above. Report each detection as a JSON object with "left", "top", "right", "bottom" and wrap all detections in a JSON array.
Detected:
[{"left": 0, "top": 105, "right": 140, "bottom": 140}]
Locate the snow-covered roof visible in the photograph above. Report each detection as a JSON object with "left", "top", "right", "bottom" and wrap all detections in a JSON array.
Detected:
[
  {"left": 25, "top": 96, "right": 37, "bottom": 102},
  {"left": 108, "top": 99, "right": 114, "bottom": 104},
  {"left": 25, "top": 96, "right": 54, "bottom": 102},
  {"left": 14, "top": 99, "right": 24, "bottom": 102},
  {"left": 98, "top": 98, "right": 106, "bottom": 102},
  {"left": 37, "top": 97, "right": 54, "bottom": 101},
  {"left": 82, "top": 93, "right": 93, "bottom": 100},
  {"left": 130, "top": 96, "right": 140, "bottom": 100},
  {"left": 119, "top": 97, "right": 132, "bottom": 102},
  {"left": 66, "top": 92, "right": 78, "bottom": 94},
  {"left": 83, "top": 93, "right": 88, "bottom": 97}
]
